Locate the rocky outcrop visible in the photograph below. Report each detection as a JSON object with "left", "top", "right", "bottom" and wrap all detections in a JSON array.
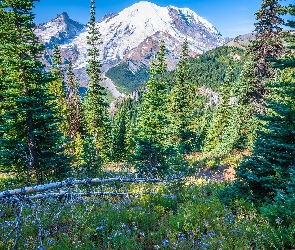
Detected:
[{"left": 225, "top": 33, "right": 256, "bottom": 49}]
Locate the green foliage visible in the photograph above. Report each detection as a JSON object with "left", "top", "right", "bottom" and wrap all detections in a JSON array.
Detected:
[
  {"left": 6, "top": 180, "right": 295, "bottom": 249},
  {"left": 229, "top": 11, "right": 295, "bottom": 203},
  {"left": 106, "top": 62, "right": 149, "bottom": 94},
  {"left": 168, "top": 39, "right": 197, "bottom": 154},
  {"left": 167, "top": 46, "right": 245, "bottom": 92},
  {"left": 83, "top": 0, "right": 111, "bottom": 161},
  {"left": 132, "top": 41, "right": 187, "bottom": 176},
  {"left": 0, "top": 0, "right": 70, "bottom": 183},
  {"left": 48, "top": 44, "right": 68, "bottom": 136}
]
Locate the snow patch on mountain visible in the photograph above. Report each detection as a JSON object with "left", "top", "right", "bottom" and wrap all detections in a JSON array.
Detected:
[{"left": 35, "top": 1, "right": 226, "bottom": 96}]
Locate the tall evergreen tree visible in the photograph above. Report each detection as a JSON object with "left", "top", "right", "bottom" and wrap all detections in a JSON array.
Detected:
[
  {"left": 110, "top": 105, "right": 130, "bottom": 163},
  {"left": 228, "top": 5, "right": 295, "bottom": 203},
  {"left": 202, "top": 63, "right": 235, "bottom": 153},
  {"left": 83, "top": 0, "right": 110, "bottom": 158},
  {"left": 246, "top": 0, "right": 285, "bottom": 113},
  {"left": 48, "top": 44, "right": 68, "bottom": 136},
  {"left": 0, "top": 0, "right": 70, "bottom": 184},
  {"left": 168, "top": 39, "right": 196, "bottom": 153},
  {"left": 133, "top": 40, "right": 186, "bottom": 176}
]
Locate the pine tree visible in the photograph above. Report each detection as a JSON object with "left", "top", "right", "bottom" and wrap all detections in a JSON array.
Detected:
[
  {"left": 133, "top": 40, "right": 186, "bottom": 176},
  {"left": 168, "top": 39, "right": 196, "bottom": 153},
  {"left": 0, "top": 0, "right": 70, "bottom": 184},
  {"left": 83, "top": 0, "right": 110, "bottom": 158}
]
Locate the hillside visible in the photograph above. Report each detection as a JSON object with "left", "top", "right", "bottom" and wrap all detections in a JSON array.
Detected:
[{"left": 107, "top": 46, "right": 245, "bottom": 95}]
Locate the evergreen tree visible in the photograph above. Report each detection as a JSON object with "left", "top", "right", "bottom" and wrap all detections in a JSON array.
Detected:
[
  {"left": 229, "top": 6, "right": 295, "bottom": 203},
  {"left": 202, "top": 65, "right": 233, "bottom": 153},
  {"left": 133, "top": 41, "right": 186, "bottom": 176},
  {"left": 168, "top": 39, "right": 196, "bottom": 153},
  {"left": 83, "top": 0, "right": 110, "bottom": 158},
  {"left": 110, "top": 106, "right": 130, "bottom": 163},
  {"left": 48, "top": 44, "right": 68, "bottom": 136},
  {"left": 0, "top": 0, "right": 70, "bottom": 184},
  {"left": 246, "top": 0, "right": 285, "bottom": 113},
  {"left": 66, "top": 59, "right": 82, "bottom": 141}
]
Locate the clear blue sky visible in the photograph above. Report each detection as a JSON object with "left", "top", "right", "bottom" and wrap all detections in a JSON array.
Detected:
[{"left": 34, "top": 0, "right": 294, "bottom": 38}]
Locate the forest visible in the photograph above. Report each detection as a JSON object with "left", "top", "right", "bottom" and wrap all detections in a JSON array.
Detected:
[{"left": 0, "top": 0, "right": 295, "bottom": 249}]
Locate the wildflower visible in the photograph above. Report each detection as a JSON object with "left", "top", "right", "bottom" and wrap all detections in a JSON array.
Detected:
[
  {"left": 171, "top": 242, "right": 178, "bottom": 249},
  {"left": 275, "top": 217, "right": 283, "bottom": 224},
  {"left": 37, "top": 246, "right": 46, "bottom": 250},
  {"left": 96, "top": 225, "right": 105, "bottom": 231},
  {"left": 47, "top": 239, "right": 53, "bottom": 245},
  {"left": 154, "top": 245, "right": 161, "bottom": 249},
  {"left": 162, "top": 239, "right": 169, "bottom": 246}
]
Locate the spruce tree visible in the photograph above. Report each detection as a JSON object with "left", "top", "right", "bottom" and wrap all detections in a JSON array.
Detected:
[
  {"left": 202, "top": 63, "right": 237, "bottom": 154},
  {"left": 110, "top": 107, "right": 129, "bottom": 163},
  {"left": 83, "top": 0, "right": 110, "bottom": 158},
  {"left": 230, "top": 5, "right": 295, "bottom": 203},
  {"left": 133, "top": 40, "right": 186, "bottom": 176},
  {"left": 49, "top": 44, "right": 68, "bottom": 136},
  {"left": 0, "top": 0, "right": 70, "bottom": 184},
  {"left": 246, "top": 0, "right": 285, "bottom": 113},
  {"left": 168, "top": 39, "right": 196, "bottom": 153}
]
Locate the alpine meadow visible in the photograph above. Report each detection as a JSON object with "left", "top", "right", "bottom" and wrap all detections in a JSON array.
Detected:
[{"left": 0, "top": 0, "right": 295, "bottom": 249}]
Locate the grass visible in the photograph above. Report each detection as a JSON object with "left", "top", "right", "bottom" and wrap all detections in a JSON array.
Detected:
[{"left": 1, "top": 176, "right": 295, "bottom": 249}]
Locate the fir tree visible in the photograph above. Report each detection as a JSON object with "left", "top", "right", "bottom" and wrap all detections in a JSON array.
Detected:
[
  {"left": 48, "top": 44, "right": 68, "bottom": 136},
  {"left": 83, "top": 0, "right": 110, "bottom": 158},
  {"left": 202, "top": 63, "right": 235, "bottom": 153},
  {"left": 0, "top": 0, "right": 70, "bottom": 184},
  {"left": 133, "top": 40, "right": 186, "bottom": 176},
  {"left": 229, "top": 6, "right": 295, "bottom": 203},
  {"left": 111, "top": 104, "right": 130, "bottom": 163},
  {"left": 168, "top": 39, "right": 196, "bottom": 153},
  {"left": 246, "top": 0, "right": 285, "bottom": 113}
]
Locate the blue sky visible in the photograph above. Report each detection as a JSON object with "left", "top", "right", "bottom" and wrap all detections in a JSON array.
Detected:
[{"left": 34, "top": 0, "right": 294, "bottom": 38}]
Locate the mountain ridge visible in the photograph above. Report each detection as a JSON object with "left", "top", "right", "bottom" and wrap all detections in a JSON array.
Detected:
[{"left": 34, "top": 1, "right": 227, "bottom": 97}]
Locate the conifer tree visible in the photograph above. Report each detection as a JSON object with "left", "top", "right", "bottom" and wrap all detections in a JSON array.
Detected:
[
  {"left": 133, "top": 40, "right": 186, "bottom": 176},
  {"left": 168, "top": 39, "right": 196, "bottom": 153},
  {"left": 229, "top": 5, "right": 295, "bottom": 203},
  {"left": 111, "top": 106, "right": 130, "bottom": 163},
  {"left": 246, "top": 0, "right": 285, "bottom": 113},
  {"left": 202, "top": 63, "right": 235, "bottom": 153},
  {"left": 49, "top": 44, "right": 68, "bottom": 135},
  {"left": 66, "top": 59, "right": 82, "bottom": 141},
  {"left": 83, "top": 0, "right": 110, "bottom": 158},
  {"left": 0, "top": 0, "right": 70, "bottom": 183}
]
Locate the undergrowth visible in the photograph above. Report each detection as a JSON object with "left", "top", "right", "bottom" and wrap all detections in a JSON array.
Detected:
[{"left": 1, "top": 178, "right": 294, "bottom": 249}]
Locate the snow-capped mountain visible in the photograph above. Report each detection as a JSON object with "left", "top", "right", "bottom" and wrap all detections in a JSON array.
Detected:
[{"left": 35, "top": 1, "right": 226, "bottom": 95}]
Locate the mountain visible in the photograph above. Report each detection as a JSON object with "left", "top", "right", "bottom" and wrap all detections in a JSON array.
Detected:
[
  {"left": 225, "top": 33, "right": 256, "bottom": 49},
  {"left": 35, "top": 1, "right": 226, "bottom": 97}
]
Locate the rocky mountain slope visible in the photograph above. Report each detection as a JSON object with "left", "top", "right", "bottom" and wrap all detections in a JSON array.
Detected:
[
  {"left": 225, "top": 33, "right": 256, "bottom": 49},
  {"left": 35, "top": 1, "right": 227, "bottom": 96}
]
